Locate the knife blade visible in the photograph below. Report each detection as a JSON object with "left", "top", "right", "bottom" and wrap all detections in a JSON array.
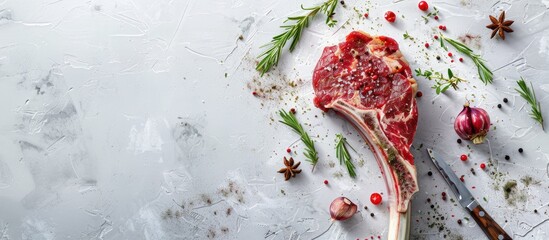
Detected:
[{"left": 427, "top": 148, "right": 512, "bottom": 240}]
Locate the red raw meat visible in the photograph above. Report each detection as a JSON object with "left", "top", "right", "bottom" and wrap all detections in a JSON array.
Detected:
[{"left": 313, "top": 31, "right": 418, "bottom": 239}]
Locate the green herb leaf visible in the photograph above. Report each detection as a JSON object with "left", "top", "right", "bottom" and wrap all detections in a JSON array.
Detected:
[
  {"left": 415, "top": 68, "right": 466, "bottom": 94},
  {"left": 516, "top": 78, "right": 544, "bottom": 130},
  {"left": 403, "top": 31, "right": 414, "bottom": 40},
  {"left": 440, "top": 34, "right": 493, "bottom": 84},
  {"left": 256, "top": 0, "right": 339, "bottom": 75},
  {"left": 335, "top": 134, "right": 356, "bottom": 178},
  {"left": 279, "top": 109, "right": 319, "bottom": 170}
]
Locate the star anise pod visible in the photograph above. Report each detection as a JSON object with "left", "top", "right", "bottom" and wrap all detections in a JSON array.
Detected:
[
  {"left": 277, "top": 157, "right": 302, "bottom": 181},
  {"left": 486, "top": 11, "right": 514, "bottom": 40}
]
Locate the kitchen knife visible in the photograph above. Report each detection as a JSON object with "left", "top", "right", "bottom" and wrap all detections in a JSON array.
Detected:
[{"left": 427, "top": 148, "right": 512, "bottom": 240}]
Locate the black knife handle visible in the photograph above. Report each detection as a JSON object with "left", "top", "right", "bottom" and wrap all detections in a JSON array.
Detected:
[{"left": 470, "top": 205, "right": 512, "bottom": 240}]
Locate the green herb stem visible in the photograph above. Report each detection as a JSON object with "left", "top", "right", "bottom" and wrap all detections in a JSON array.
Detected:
[
  {"left": 439, "top": 34, "right": 493, "bottom": 85},
  {"left": 335, "top": 134, "right": 356, "bottom": 178},
  {"left": 279, "top": 110, "right": 319, "bottom": 170},
  {"left": 415, "top": 68, "right": 466, "bottom": 94},
  {"left": 516, "top": 78, "right": 544, "bottom": 130},
  {"left": 256, "top": 0, "right": 338, "bottom": 75}
]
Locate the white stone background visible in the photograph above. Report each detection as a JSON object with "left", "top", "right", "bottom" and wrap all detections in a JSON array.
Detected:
[{"left": 0, "top": 0, "right": 548, "bottom": 239}]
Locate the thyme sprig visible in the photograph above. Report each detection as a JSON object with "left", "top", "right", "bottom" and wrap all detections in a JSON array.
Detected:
[
  {"left": 415, "top": 68, "right": 466, "bottom": 94},
  {"left": 421, "top": 7, "right": 439, "bottom": 23},
  {"left": 335, "top": 134, "right": 356, "bottom": 178},
  {"left": 279, "top": 110, "right": 319, "bottom": 171},
  {"left": 256, "top": 0, "right": 339, "bottom": 75},
  {"left": 439, "top": 34, "right": 493, "bottom": 84},
  {"left": 515, "top": 78, "right": 544, "bottom": 130},
  {"left": 403, "top": 31, "right": 414, "bottom": 40}
]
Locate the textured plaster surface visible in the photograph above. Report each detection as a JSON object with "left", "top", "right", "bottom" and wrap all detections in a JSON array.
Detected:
[{"left": 0, "top": 0, "right": 548, "bottom": 239}]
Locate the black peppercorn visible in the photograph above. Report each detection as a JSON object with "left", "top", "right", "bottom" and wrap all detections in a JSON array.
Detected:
[
  {"left": 428, "top": 171, "right": 433, "bottom": 176},
  {"left": 457, "top": 139, "right": 462, "bottom": 144},
  {"left": 519, "top": 148, "right": 523, "bottom": 153},
  {"left": 503, "top": 98, "right": 508, "bottom": 103},
  {"left": 427, "top": 198, "right": 431, "bottom": 202},
  {"left": 457, "top": 219, "right": 462, "bottom": 224},
  {"left": 370, "top": 213, "right": 375, "bottom": 217},
  {"left": 534, "top": 209, "right": 538, "bottom": 213},
  {"left": 364, "top": 206, "right": 368, "bottom": 210},
  {"left": 430, "top": 204, "right": 434, "bottom": 209},
  {"left": 497, "top": 104, "right": 502, "bottom": 108},
  {"left": 436, "top": 56, "right": 441, "bottom": 60},
  {"left": 505, "top": 155, "right": 510, "bottom": 160}
]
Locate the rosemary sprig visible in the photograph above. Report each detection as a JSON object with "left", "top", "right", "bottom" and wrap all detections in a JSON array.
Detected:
[
  {"left": 279, "top": 110, "right": 319, "bottom": 170},
  {"left": 515, "top": 78, "right": 544, "bottom": 130},
  {"left": 439, "top": 35, "right": 493, "bottom": 85},
  {"left": 335, "top": 134, "right": 356, "bottom": 178},
  {"left": 256, "top": 0, "right": 339, "bottom": 75},
  {"left": 415, "top": 68, "right": 466, "bottom": 94}
]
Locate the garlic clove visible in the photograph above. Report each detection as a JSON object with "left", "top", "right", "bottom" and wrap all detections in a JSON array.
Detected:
[{"left": 329, "top": 197, "right": 358, "bottom": 221}]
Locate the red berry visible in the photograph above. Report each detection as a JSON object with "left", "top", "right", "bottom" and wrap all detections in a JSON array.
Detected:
[
  {"left": 364, "top": 13, "right": 369, "bottom": 18},
  {"left": 460, "top": 154, "right": 468, "bottom": 161},
  {"left": 459, "top": 58, "right": 463, "bottom": 62},
  {"left": 290, "top": 108, "right": 296, "bottom": 114},
  {"left": 324, "top": 180, "right": 329, "bottom": 185},
  {"left": 451, "top": 60, "right": 454, "bottom": 63},
  {"left": 460, "top": 175, "right": 465, "bottom": 182},
  {"left": 448, "top": 52, "right": 453, "bottom": 57},
  {"left": 434, "top": 15, "right": 439, "bottom": 20},
  {"left": 434, "top": 35, "right": 439, "bottom": 39},
  {"left": 480, "top": 163, "right": 486, "bottom": 169},
  {"left": 442, "top": 192, "right": 446, "bottom": 196},
  {"left": 418, "top": 1, "right": 429, "bottom": 11},
  {"left": 384, "top": 11, "right": 396, "bottom": 23},
  {"left": 370, "top": 193, "right": 382, "bottom": 205},
  {"left": 438, "top": 25, "right": 443, "bottom": 30},
  {"left": 425, "top": 43, "right": 430, "bottom": 48},
  {"left": 286, "top": 148, "right": 291, "bottom": 153},
  {"left": 252, "top": 91, "right": 257, "bottom": 96},
  {"left": 416, "top": 91, "right": 423, "bottom": 98}
]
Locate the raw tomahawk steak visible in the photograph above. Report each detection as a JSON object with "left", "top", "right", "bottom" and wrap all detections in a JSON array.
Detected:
[{"left": 313, "top": 31, "right": 418, "bottom": 238}]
